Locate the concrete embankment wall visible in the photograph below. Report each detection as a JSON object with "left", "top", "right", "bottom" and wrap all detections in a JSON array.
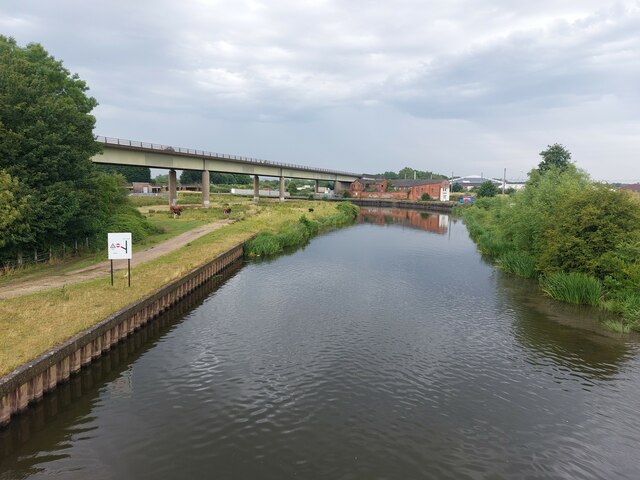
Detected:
[{"left": 0, "top": 241, "right": 246, "bottom": 428}]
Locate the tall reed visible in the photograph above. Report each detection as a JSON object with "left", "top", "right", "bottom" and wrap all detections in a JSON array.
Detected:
[{"left": 541, "top": 272, "right": 602, "bottom": 306}]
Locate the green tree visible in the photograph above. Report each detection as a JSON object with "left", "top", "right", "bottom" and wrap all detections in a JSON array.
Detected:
[
  {"left": 538, "top": 143, "right": 572, "bottom": 174},
  {"left": 451, "top": 182, "right": 464, "bottom": 192},
  {"left": 0, "top": 170, "right": 31, "bottom": 250},
  {"left": 477, "top": 181, "right": 498, "bottom": 198},
  {"left": 287, "top": 180, "right": 299, "bottom": 196},
  {"left": 0, "top": 36, "right": 102, "bottom": 257},
  {"left": 95, "top": 164, "right": 151, "bottom": 182},
  {"left": 180, "top": 170, "right": 202, "bottom": 184},
  {"left": 154, "top": 174, "right": 169, "bottom": 185}
]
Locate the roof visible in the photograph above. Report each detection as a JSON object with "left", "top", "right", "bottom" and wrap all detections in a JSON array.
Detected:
[
  {"left": 390, "top": 179, "right": 447, "bottom": 187},
  {"left": 452, "top": 176, "right": 502, "bottom": 185},
  {"left": 620, "top": 183, "right": 640, "bottom": 192}
]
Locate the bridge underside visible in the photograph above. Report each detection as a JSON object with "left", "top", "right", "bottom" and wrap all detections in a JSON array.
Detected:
[{"left": 92, "top": 145, "right": 359, "bottom": 206}]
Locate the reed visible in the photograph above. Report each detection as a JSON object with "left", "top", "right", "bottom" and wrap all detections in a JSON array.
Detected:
[
  {"left": 541, "top": 272, "right": 602, "bottom": 306},
  {"left": 498, "top": 251, "right": 537, "bottom": 278}
]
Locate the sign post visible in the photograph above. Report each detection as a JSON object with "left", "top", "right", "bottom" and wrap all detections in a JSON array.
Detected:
[{"left": 108, "top": 233, "right": 133, "bottom": 287}]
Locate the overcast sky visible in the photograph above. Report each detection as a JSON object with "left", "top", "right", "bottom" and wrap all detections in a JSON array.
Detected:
[{"left": 2, "top": 0, "right": 639, "bottom": 181}]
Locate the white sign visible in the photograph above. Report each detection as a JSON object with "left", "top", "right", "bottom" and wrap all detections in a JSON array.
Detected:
[{"left": 108, "top": 232, "right": 132, "bottom": 260}]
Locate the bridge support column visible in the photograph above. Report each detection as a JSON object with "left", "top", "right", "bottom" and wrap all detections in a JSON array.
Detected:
[
  {"left": 202, "top": 170, "right": 210, "bottom": 208},
  {"left": 315, "top": 180, "right": 320, "bottom": 195},
  {"left": 253, "top": 175, "right": 260, "bottom": 202},
  {"left": 169, "top": 169, "right": 177, "bottom": 206},
  {"left": 334, "top": 181, "right": 352, "bottom": 196},
  {"left": 279, "top": 176, "right": 285, "bottom": 202}
]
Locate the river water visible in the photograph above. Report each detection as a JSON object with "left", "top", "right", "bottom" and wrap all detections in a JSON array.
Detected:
[{"left": 2, "top": 208, "right": 640, "bottom": 479}]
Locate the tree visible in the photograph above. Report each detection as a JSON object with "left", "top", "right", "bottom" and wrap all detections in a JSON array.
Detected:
[
  {"left": 477, "top": 181, "right": 498, "bottom": 198},
  {"left": 0, "top": 36, "right": 102, "bottom": 257},
  {"left": 538, "top": 143, "right": 572, "bottom": 174},
  {"left": 0, "top": 171, "right": 31, "bottom": 250},
  {"left": 95, "top": 164, "right": 151, "bottom": 182},
  {"left": 451, "top": 183, "right": 464, "bottom": 193},
  {"left": 287, "top": 181, "right": 299, "bottom": 196},
  {"left": 180, "top": 170, "right": 202, "bottom": 184},
  {"left": 421, "top": 193, "right": 430, "bottom": 201},
  {"left": 154, "top": 174, "right": 169, "bottom": 185}
]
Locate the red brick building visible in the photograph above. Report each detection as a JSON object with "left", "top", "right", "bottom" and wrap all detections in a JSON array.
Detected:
[{"left": 349, "top": 178, "right": 450, "bottom": 201}]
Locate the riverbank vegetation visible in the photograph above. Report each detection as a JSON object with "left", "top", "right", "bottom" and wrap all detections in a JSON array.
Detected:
[
  {"left": 245, "top": 202, "right": 359, "bottom": 256},
  {"left": 463, "top": 145, "right": 640, "bottom": 332},
  {"left": 0, "top": 200, "right": 358, "bottom": 376}
]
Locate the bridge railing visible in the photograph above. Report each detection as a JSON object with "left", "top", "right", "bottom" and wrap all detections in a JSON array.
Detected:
[{"left": 95, "top": 136, "right": 361, "bottom": 177}]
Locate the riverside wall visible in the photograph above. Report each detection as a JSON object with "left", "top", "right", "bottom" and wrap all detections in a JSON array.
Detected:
[{"left": 0, "top": 241, "right": 246, "bottom": 428}]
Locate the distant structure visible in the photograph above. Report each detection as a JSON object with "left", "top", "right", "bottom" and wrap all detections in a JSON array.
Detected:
[
  {"left": 620, "top": 183, "right": 640, "bottom": 193},
  {"left": 451, "top": 175, "right": 526, "bottom": 191},
  {"left": 349, "top": 178, "right": 450, "bottom": 201}
]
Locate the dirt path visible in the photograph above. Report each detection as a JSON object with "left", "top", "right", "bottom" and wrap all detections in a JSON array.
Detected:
[{"left": 0, "top": 219, "right": 232, "bottom": 300}]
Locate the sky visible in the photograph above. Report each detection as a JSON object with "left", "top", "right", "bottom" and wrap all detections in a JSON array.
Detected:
[{"left": 1, "top": 0, "right": 639, "bottom": 182}]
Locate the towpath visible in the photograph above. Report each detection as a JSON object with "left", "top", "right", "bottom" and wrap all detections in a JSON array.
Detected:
[{"left": 0, "top": 219, "right": 232, "bottom": 300}]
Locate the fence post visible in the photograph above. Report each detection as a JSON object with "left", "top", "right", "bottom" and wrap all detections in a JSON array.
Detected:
[
  {"left": 49, "top": 246, "right": 53, "bottom": 264},
  {"left": 74, "top": 239, "right": 78, "bottom": 255},
  {"left": 62, "top": 243, "right": 66, "bottom": 257},
  {"left": 34, "top": 249, "right": 37, "bottom": 262}
]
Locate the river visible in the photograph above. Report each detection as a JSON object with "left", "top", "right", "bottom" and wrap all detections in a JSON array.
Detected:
[{"left": 1, "top": 207, "right": 639, "bottom": 479}]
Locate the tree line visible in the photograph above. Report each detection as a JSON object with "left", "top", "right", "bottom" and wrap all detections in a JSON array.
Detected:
[
  {"left": 375, "top": 167, "right": 448, "bottom": 180},
  {"left": 0, "top": 37, "right": 158, "bottom": 263}
]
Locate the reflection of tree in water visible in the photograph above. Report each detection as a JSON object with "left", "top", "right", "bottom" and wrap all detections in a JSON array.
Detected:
[
  {"left": 495, "top": 271, "right": 636, "bottom": 381},
  {"left": 0, "top": 263, "right": 243, "bottom": 478},
  {"left": 359, "top": 207, "right": 448, "bottom": 234}
]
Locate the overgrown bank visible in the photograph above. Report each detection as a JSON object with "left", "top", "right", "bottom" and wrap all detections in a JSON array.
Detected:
[
  {"left": 0, "top": 201, "right": 359, "bottom": 376},
  {"left": 462, "top": 165, "right": 640, "bottom": 332},
  {"left": 245, "top": 202, "right": 359, "bottom": 256}
]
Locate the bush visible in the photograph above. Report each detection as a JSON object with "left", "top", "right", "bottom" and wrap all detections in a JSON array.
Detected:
[
  {"left": 421, "top": 193, "right": 430, "bottom": 201},
  {"left": 342, "top": 191, "right": 351, "bottom": 198},
  {"left": 541, "top": 272, "right": 602, "bottom": 306}
]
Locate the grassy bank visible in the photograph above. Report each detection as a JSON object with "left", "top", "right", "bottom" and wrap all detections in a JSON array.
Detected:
[
  {"left": 462, "top": 167, "right": 640, "bottom": 332},
  {"left": 0, "top": 201, "right": 358, "bottom": 376},
  {"left": 0, "top": 194, "right": 252, "bottom": 286}
]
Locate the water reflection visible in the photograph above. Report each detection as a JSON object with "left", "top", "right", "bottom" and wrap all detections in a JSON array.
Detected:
[
  {"left": 495, "top": 272, "right": 636, "bottom": 380},
  {"left": 358, "top": 207, "right": 449, "bottom": 234},
  {"left": 0, "top": 263, "right": 242, "bottom": 479}
]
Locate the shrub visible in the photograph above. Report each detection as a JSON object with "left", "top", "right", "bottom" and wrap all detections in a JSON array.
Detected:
[
  {"left": 421, "top": 193, "right": 430, "bottom": 201},
  {"left": 541, "top": 272, "right": 602, "bottom": 306},
  {"left": 342, "top": 191, "right": 351, "bottom": 198}
]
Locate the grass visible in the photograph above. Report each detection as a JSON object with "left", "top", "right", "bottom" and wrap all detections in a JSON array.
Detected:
[
  {"left": 0, "top": 196, "right": 253, "bottom": 286},
  {"left": 541, "top": 272, "right": 602, "bottom": 306},
  {"left": 245, "top": 203, "right": 358, "bottom": 257},
  {"left": 498, "top": 251, "right": 537, "bottom": 278},
  {"left": 0, "top": 200, "right": 357, "bottom": 376}
]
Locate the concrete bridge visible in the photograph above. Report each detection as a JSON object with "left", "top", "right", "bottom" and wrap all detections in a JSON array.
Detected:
[{"left": 92, "top": 136, "right": 366, "bottom": 206}]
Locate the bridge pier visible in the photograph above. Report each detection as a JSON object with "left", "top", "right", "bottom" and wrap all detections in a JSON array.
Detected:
[
  {"left": 315, "top": 179, "right": 320, "bottom": 194},
  {"left": 279, "top": 176, "right": 285, "bottom": 202},
  {"left": 202, "top": 170, "right": 210, "bottom": 208},
  {"left": 253, "top": 175, "right": 260, "bottom": 202},
  {"left": 169, "top": 169, "right": 177, "bottom": 206},
  {"left": 334, "top": 180, "right": 352, "bottom": 196}
]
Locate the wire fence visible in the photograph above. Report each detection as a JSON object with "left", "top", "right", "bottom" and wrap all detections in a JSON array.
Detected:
[{"left": 1, "top": 236, "right": 104, "bottom": 272}]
